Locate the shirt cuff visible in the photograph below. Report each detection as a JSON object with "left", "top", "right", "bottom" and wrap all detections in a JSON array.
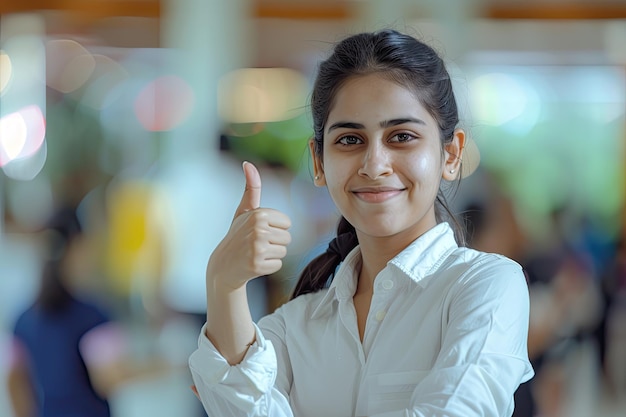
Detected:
[{"left": 189, "top": 322, "right": 277, "bottom": 404}]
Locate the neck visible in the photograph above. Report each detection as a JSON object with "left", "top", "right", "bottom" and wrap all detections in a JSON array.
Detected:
[
  {"left": 355, "top": 234, "right": 408, "bottom": 294},
  {"left": 355, "top": 223, "right": 439, "bottom": 293}
]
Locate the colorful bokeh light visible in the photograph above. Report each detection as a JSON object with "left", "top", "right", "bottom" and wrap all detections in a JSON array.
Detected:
[
  {"left": 0, "top": 105, "right": 46, "bottom": 167},
  {"left": 134, "top": 75, "right": 195, "bottom": 131}
]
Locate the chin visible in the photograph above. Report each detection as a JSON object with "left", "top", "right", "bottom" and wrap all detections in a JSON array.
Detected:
[{"left": 355, "top": 223, "right": 403, "bottom": 239}]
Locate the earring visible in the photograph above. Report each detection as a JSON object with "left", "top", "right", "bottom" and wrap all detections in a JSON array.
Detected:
[
  {"left": 450, "top": 169, "right": 456, "bottom": 174},
  {"left": 315, "top": 175, "right": 320, "bottom": 180}
]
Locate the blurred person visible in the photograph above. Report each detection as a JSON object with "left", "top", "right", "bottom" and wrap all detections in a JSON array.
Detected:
[
  {"left": 521, "top": 209, "right": 603, "bottom": 417},
  {"left": 189, "top": 29, "right": 533, "bottom": 417},
  {"left": 7, "top": 208, "right": 115, "bottom": 417},
  {"left": 601, "top": 236, "right": 626, "bottom": 399},
  {"left": 7, "top": 204, "right": 196, "bottom": 417}
]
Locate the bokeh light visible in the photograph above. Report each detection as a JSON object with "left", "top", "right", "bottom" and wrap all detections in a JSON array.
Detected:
[
  {"left": 78, "top": 54, "right": 129, "bottom": 110},
  {"left": 133, "top": 75, "right": 195, "bottom": 131},
  {"left": 565, "top": 66, "right": 625, "bottom": 124},
  {"left": 2, "top": 140, "right": 47, "bottom": 181},
  {"left": 0, "top": 50, "right": 12, "bottom": 95},
  {"left": 0, "top": 105, "right": 46, "bottom": 167},
  {"left": 45, "top": 39, "right": 96, "bottom": 93},
  {"left": 218, "top": 68, "right": 308, "bottom": 123},
  {"left": 470, "top": 72, "right": 541, "bottom": 135},
  {"left": 0, "top": 111, "right": 27, "bottom": 165}
]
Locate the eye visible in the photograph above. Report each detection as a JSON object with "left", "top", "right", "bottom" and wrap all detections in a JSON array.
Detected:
[
  {"left": 389, "top": 132, "right": 417, "bottom": 143},
  {"left": 336, "top": 135, "right": 363, "bottom": 146}
]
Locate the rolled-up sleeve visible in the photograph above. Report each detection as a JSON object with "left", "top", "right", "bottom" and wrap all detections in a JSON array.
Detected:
[{"left": 188, "top": 322, "right": 293, "bottom": 417}]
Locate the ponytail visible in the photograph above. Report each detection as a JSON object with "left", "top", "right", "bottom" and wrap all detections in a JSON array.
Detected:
[{"left": 291, "top": 217, "right": 358, "bottom": 299}]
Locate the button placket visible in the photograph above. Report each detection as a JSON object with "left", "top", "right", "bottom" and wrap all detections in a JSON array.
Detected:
[
  {"left": 371, "top": 278, "right": 394, "bottom": 323},
  {"left": 374, "top": 310, "right": 386, "bottom": 321},
  {"left": 363, "top": 272, "right": 396, "bottom": 352}
]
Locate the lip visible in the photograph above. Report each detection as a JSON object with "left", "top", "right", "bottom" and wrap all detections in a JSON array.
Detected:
[{"left": 351, "top": 186, "right": 405, "bottom": 203}]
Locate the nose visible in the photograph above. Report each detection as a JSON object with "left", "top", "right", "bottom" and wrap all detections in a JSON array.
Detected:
[{"left": 357, "top": 142, "right": 393, "bottom": 179}]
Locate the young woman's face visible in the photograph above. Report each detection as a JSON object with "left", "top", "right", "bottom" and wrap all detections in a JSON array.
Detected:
[{"left": 312, "top": 73, "right": 458, "bottom": 244}]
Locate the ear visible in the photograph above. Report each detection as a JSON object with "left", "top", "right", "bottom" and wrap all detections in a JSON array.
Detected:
[
  {"left": 309, "top": 139, "right": 326, "bottom": 186},
  {"left": 442, "top": 128, "right": 466, "bottom": 181}
]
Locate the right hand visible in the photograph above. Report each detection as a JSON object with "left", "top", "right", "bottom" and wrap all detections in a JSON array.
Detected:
[{"left": 206, "top": 161, "right": 292, "bottom": 290}]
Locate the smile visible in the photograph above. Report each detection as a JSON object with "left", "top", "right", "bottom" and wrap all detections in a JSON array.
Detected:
[{"left": 351, "top": 187, "right": 405, "bottom": 203}]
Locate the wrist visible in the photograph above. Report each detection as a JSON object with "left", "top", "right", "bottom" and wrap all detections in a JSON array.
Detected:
[{"left": 206, "top": 263, "right": 248, "bottom": 292}]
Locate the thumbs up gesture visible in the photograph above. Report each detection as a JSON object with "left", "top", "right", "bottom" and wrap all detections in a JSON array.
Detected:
[{"left": 206, "top": 162, "right": 292, "bottom": 290}]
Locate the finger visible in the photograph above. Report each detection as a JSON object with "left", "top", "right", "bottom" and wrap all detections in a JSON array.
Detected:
[
  {"left": 268, "top": 229, "right": 291, "bottom": 246},
  {"left": 263, "top": 243, "right": 288, "bottom": 260},
  {"left": 244, "top": 209, "right": 291, "bottom": 229},
  {"left": 256, "top": 259, "right": 283, "bottom": 276},
  {"left": 235, "top": 161, "right": 262, "bottom": 217},
  {"left": 264, "top": 210, "right": 291, "bottom": 229}
]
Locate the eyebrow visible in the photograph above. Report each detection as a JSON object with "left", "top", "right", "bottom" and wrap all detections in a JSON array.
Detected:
[
  {"left": 381, "top": 118, "right": 426, "bottom": 128},
  {"left": 327, "top": 117, "right": 426, "bottom": 133}
]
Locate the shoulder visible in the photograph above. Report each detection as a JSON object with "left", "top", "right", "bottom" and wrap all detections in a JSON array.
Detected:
[
  {"left": 12, "top": 308, "right": 34, "bottom": 338},
  {"left": 443, "top": 247, "right": 528, "bottom": 299},
  {"left": 441, "top": 248, "right": 530, "bottom": 316},
  {"left": 449, "top": 247, "right": 525, "bottom": 281},
  {"left": 12, "top": 303, "right": 40, "bottom": 330}
]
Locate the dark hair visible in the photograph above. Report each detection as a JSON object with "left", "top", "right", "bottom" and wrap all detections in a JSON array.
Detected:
[
  {"left": 36, "top": 259, "right": 73, "bottom": 312},
  {"left": 292, "top": 29, "right": 465, "bottom": 299}
]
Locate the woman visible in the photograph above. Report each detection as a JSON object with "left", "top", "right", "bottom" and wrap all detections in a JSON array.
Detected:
[
  {"left": 189, "top": 29, "right": 534, "bottom": 416},
  {"left": 8, "top": 211, "right": 113, "bottom": 417}
]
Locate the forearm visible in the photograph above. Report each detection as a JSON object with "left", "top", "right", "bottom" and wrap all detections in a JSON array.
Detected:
[{"left": 205, "top": 277, "right": 256, "bottom": 365}]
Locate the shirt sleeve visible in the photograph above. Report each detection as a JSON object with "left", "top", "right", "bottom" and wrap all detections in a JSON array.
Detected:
[
  {"left": 373, "top": 256, "right": 534, "bottom": 417},
  {"left": 188, "top": 321, "right": 294, "bottom": 417}
]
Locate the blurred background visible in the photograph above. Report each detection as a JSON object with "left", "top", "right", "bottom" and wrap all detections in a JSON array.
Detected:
[{"left": 0, "top": 1, "right": 624, "bottom": 416}]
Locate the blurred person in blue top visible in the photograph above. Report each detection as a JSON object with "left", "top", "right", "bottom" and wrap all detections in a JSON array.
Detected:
[
  {"left": 189, "top": 29, "right": 534, "bottom": 417},
  {"left": 7, "top": 207, "right": 114, "bottom": 417}
]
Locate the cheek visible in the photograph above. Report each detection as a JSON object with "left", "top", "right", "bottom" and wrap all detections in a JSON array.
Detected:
[
  {"left": 408, "top": 151, "right": 443, "bottom": 181},
  {"left": 321, "top": 152, "right": 346, "bottom": 180},
  {"left": 323, "top": 166, "right": 345, "bottom": 195},
  {"left": 321, "top": 157, "right": 353, "bottom": 205}
]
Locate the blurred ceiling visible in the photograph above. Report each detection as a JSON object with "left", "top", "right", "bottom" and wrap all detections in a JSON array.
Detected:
[
  {"left": 1, "top": 1, "right": 625, "bottom": 61},
  {"left": 2, "top": 0, "right": 626, "bottom": 21}
]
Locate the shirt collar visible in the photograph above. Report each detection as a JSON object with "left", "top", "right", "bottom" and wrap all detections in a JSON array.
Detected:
[
  {"left": 310, "top": 222, "right": 458, "bottom": 319},
  {"left": 388, "top": 222, "right": 458, "bottom": 286},
  {"left": 309, "top": 244, "right": 361, "bottom": 319}
]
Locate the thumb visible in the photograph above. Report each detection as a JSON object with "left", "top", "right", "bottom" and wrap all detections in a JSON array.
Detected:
[{"left": 235, "top": 161, "right": 261, "bottom": 217}]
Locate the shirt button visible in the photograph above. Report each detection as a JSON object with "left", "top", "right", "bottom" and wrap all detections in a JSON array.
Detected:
[
  {"left": 382, "top": 280, "right": 394, "bottom": 290},
  {"left": 375, "top": 310, "right": 386, "bottom": 321}
]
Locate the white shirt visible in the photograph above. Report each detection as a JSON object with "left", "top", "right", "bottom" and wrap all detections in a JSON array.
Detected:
[{"left": 189, "top": 223, "right": 534, "bottom": 417}]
